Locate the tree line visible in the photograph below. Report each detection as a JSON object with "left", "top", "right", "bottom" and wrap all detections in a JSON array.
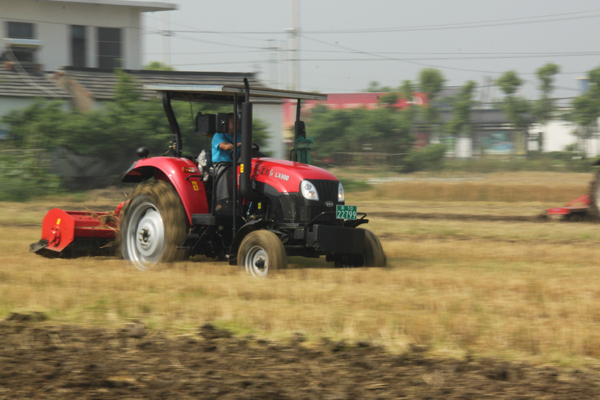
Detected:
[
  {"left": 2, "top": 62, "right": 600, "bottom": 200},
  {"left": 306, "top": 62, "right": 600, "bottom": 165}
]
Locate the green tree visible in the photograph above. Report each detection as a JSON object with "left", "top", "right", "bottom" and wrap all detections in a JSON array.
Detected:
[
  {"left": 363, "top": 81, "right": 393, "bottom": 93},
  {"left": 534, "top": 63, "right": 560, "bottom": 151},
  {"left": 1, "top": 69, "right": 273, "bottom": 193},
  {"left": 398, "top": 80, "right": 417, "bottom": 135},
  {"left": 0, "top": 100, "right": 67, "bottom": 200},
  {"left": 306, "top": 104, "right": 414, "bottom": 166},
  {"left": 418, "top": 68, "right": 446, "bottom": 140},
  {"left": 446, "top": 80, "right": 477, "bottom": 141},
  {"left": 378, "top": 92, "right": 399, "bottom": 109},
  {"left": 569, "top": 66, "right": 600, "bottom": 157},
  {"left": 64, "top": 70, "right": 172, "bottom": 166},
  {"left": 496, "top": 70, "right": 531, "bottom": 156},
  {"left": 144, "top": 61, "right": 176, "bottom": 71}
]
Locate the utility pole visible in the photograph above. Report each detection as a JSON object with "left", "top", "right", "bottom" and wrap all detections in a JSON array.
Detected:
[{"left": 287, "top": 0, "right": 300, "bottom": 90}]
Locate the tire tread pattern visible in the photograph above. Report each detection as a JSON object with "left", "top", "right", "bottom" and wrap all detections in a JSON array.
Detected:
[
  {"left": 119, "top": 180, "right": 189, "bottom": 265},
  {"left": 237, "top": 230, "right": 287, "bottom": 276}
]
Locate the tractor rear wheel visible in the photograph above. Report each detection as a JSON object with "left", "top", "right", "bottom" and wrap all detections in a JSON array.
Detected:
[
  {"left": 238, "top": 230, "right": 287, "bottom": 278},
  {"left": 589, "top": 169, "right": 600, "bottom": 219},
  {"left": 119, "top": 180, "right": 189, "bottom": 270},
  {"left": 334, "top": 228, "right": 387, "bottom": 268}
]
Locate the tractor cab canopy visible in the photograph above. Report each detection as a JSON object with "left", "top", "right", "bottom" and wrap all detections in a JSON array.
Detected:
[
  {"left": 144, "top": 84, "right": 327, "bottom": 104},
  {"left": 144, "top": 82, "right": 327, "bottom": 163}
]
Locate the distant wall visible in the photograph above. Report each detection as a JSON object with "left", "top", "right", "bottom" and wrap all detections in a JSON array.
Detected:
[
  {"left": 535, "top": 121, "right": 600, "bottom": 157},
  {"left": 0, "top": 97, "right": 36, "bottom": 118}
]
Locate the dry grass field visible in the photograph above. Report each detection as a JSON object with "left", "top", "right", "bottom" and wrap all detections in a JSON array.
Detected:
[{"left": 3, "top": 172, "right": 600, "bottom": 369}]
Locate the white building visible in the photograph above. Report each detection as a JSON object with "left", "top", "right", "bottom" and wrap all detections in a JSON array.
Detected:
[
  {"left": 0, "top": 0, "right": 176, "bottom": 71},
  {"left": 534, "top": 121, "right": 600, "bottom": 158},
  {"left": 0, "top": 0, "right": 286, "bottom": 160}
]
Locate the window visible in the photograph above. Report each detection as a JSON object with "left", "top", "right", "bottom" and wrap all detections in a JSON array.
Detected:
[
  {"left": 71, "top": 25, "right": 86, "bottom": 67},
  {"left": 7, "top": 22, "right": 34, "bottom": 39},
  {"left": 6, "top": 22, "right": 36, "bottom": 63},
  {"left": 97, "top": 27, "right": 122, "bottom": 69}
]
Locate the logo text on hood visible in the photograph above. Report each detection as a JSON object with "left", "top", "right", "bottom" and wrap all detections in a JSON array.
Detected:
[{"left": 271, "top": 170, "right": 289, "bottom": 181}]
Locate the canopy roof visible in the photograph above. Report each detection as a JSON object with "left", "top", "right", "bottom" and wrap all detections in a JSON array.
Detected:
[{"left": 144, "top": 84, "right": 328, "bottom": 103}]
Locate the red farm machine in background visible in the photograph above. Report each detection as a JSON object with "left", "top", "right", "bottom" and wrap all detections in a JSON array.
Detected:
[
  {"left": 546, "top": 165, "right": 600, "bottom": 220},
  {"left": 31, "top": 79, "right": 386, "bottom": 276}
]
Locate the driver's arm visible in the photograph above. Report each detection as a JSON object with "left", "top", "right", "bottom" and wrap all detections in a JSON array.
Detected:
[{"left": 218, "top": 141, "right": 241, "bottom": 151}]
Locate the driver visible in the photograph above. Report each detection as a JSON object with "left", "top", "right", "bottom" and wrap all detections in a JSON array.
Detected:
[
  {"left": 211, "top": 114, "right": 241, "bottom": 214},
  {"left": 212, "top": 114, "right": 241, "bottom": 164}
]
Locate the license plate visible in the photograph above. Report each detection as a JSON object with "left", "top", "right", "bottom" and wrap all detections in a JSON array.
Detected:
[{"left": 336, "top": 205, "right": 357, "bottom": 220}]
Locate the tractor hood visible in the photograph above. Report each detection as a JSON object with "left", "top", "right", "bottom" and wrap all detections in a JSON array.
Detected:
[{"left": 250, "top": 158, "right": 338, "bottom": 194}]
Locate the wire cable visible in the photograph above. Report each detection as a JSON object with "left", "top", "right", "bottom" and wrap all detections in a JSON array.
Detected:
[{"left": 151, "top": 9, "right": 600, "bottom": 35}]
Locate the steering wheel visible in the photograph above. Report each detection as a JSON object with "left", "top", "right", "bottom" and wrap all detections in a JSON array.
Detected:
[{"left": 230, "top": 142, "right": 260, "bottom": 162}]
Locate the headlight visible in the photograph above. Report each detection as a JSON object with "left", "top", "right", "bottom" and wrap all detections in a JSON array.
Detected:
[
  {"left": 338, "top": 182, "right": 345, "bottom": 202},
  {"left": 300, "top": 180, "right": 319, "bottom": 201}
]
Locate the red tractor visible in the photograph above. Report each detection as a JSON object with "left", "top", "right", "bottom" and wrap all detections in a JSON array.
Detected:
[{"left": 32, "top": 80, "right": 386, "bottom": 276}]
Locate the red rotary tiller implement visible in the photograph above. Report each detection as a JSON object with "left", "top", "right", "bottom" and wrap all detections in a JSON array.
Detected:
[{"left": 30, "top": 204, "right": 124, "bottom": 257}]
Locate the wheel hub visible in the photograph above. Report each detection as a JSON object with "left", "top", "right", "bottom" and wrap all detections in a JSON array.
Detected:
[
  {"left": 139, "top": 228, "right": 151, "bottom": 246},
  {"left": 245, "top": 246, "right": 268, "bottom": 278},
  {"left": 126, "top": 202, "right": 165, "bottom": 270}
]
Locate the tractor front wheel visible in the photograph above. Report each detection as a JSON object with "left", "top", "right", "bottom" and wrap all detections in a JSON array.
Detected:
[
  {"left": 119, "top": 180, "right": 189, "bottom": 270},
  {"left": 238, "top": 230, "right": 287, "bottom": 278}
]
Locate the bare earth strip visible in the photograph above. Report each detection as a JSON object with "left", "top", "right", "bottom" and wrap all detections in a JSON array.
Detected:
[{"left": 2, "top": 322, "right": 600, "bottom": 399}]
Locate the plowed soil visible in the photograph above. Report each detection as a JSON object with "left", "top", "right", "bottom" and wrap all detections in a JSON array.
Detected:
[{"left": 2, "top": 320, "right": 600, "bottom": 399}]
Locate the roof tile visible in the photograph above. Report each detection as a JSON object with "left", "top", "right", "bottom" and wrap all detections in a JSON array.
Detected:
[{"left": 0, "top": 68, "right": 71, "bottom": 99}]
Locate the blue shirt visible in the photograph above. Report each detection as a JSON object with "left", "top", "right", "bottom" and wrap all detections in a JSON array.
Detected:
[{"left": 211, "top": 132, "right": 242, "bottom": 163}]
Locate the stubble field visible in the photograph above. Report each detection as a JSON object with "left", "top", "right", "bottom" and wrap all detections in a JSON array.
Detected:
[{"left": 3, "top": 172, "right": 600, "bottom": 398}]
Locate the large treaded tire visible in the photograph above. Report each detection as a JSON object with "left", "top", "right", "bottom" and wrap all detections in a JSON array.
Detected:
[
  {"left": 334, "top": 228, "right": 387, "bottom": 268},
  {"left": 119, "top": 180, "right": 190, "bottom": 270},
  {"left": 237, "top": 230, "right": 287, "bottom": 278},
  {"left": 589, "top": 169, "right": 600, "bottom": 219}
]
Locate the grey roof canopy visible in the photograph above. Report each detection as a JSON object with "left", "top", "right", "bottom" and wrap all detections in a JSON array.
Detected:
[
  {"left": 144, "top": 84, "right": 328, "bottom": 103},
  {"left": 54, "top": 68, "right": 273, "bottom": 102}
]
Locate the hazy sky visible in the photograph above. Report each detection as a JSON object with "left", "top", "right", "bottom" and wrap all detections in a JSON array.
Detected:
[{"left": 142, "top": 0, "right": 600, "bottom": 99}]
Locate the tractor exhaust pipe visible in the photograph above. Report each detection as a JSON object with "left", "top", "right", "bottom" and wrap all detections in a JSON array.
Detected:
[{"left": 240, "top": 78, "right": 256, "bottom": 201}]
